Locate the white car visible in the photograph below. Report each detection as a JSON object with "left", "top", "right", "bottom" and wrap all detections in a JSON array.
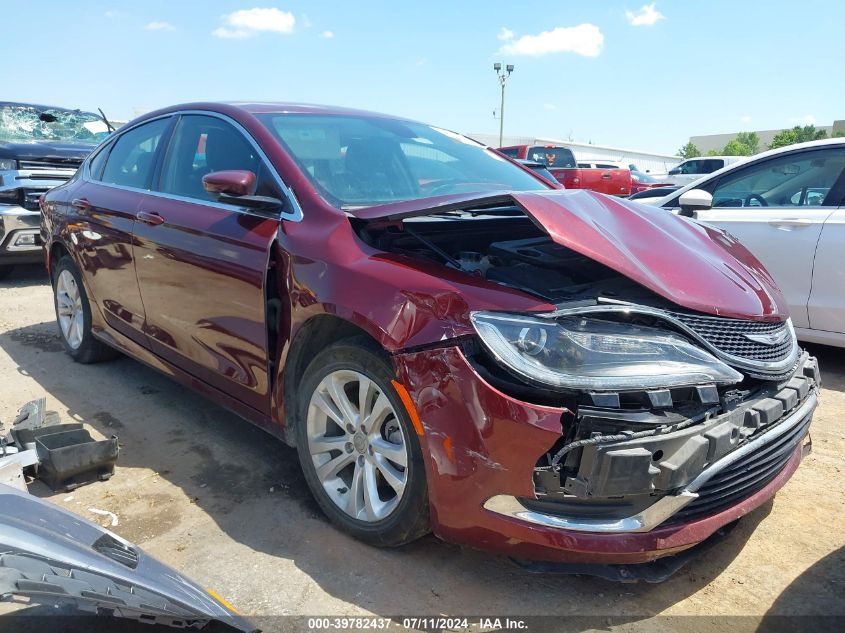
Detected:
[
  {"left": 651, "top": 138, "right": 845, "bottom": 347},
  {"left": 665, "top": 156, "right": 746, "bottom": 186}
]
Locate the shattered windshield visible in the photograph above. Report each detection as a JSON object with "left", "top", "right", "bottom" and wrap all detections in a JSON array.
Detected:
[{"left": 0, "top": 104, "right": 109, "bottom": 143}]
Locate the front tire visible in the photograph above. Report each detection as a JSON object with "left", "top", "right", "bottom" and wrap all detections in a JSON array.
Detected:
[
  {"left": 295, "top": 337, "right": 430, "bottom": 547},
  {"left": 52, "top": 255, "right": 118, "bottom": 363}
]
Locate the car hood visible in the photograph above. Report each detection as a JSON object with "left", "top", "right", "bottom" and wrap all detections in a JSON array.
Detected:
[
  {"left": 351, "top": 189, "right": 787, "bottom": 321},
  {"left": 0, "top": 140, "right": 96, "bottom": 163}
]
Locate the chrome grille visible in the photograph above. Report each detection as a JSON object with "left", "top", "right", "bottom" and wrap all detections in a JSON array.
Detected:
[
  {"left": 18, "top": 158, "right": 82, "bottom": 170},
  {"left": 670, "top": 312, "right": 794, "bottom": 364}
]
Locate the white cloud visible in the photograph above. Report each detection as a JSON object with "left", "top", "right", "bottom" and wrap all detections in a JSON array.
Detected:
[
  {"left": 499, "top": 24, "right": 603, "bottom": 57},
  {"left": 497, "top": 27, "right": 514, "bottom": 41},
  {"left": 543, "top": 103, "right": 557, "bottom": 110},
  {"left": 146, "top": 21, "right": 175, "bottom": 31},
  {"left": 321, "top": 30, "right": 334, "bottom": 38},
  {"left": 740, "top": 115, "right": 752, "bottom": 124},
  {"left": 625, "top": 3, "right": 665, "bottom": 27},
  {"left": 212, "top": 7, "right": 295, "bottom": 39}
]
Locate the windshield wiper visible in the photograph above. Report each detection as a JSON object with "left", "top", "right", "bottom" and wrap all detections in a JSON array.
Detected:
[{"left": 98, "top": 107, "right": 116, "bottom": 133}]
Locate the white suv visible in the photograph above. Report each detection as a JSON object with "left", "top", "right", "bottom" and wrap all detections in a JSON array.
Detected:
[{"left": 665, "top": 156, "right": 745, "bottom": 185}]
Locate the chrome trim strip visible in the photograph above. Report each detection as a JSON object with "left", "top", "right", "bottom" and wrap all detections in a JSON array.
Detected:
[
  {"left": 484, "top": 491, "right": 698, "bottom": 534},
  {"left": 544, "top": 304, "right": 800, "bottom": 376},
  {"left": 483, "top": 390, "right": 816, "bottom": 533},
  {"left": 81, "top": 110, "right": 303, "bottom": 222}
]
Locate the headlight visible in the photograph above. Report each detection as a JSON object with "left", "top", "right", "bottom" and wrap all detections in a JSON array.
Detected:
[
  {"left": 0, "top": 159, "right": 17, "bottom": 171},
  {"left": 470, "top": 312, "right": 743, "bottom": 391}
]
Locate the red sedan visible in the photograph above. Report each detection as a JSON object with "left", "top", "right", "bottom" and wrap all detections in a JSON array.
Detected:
[{"left": 41, "top": 103, "right": 818, "bottom": 577}]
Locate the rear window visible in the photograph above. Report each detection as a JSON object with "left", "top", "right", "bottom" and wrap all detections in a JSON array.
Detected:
[
  {"left": 498, "top": 147, "right": 520, "bottom": 158},
  {"left": 527, "top": 146, "right": 576, "bottom": 168}
]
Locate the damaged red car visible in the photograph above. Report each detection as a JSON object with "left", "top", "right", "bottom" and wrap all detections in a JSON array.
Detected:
[{"left": 41, "top": 103, "right": 819, "bottom": 577}]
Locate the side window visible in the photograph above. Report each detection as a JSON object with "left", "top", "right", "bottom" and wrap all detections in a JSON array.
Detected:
[
  {"left": 711, "top": 148, "right": 845, "bottom": 208},
  {"left": 499, "top": 147, "right": 519, "bottom": 158},
  {"left": 159, "top": 115, "right": 263, "bottom": 201},
  {"left": 87, "top": 143, "right": 111, "bottom": 180},
  {"left": 100, "top": 118, "right": 170, "bottom": 189},
  {"left": 702, "top": 159, "right": 723, "bottom": 173},
  {"left": 679, "top": 160, "right": 699, "bottom": 174}
]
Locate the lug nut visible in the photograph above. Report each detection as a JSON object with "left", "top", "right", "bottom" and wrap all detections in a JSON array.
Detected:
[
  {"left": 346, "top": 424, "right": 355, "bottom": 434},
  {"left": 345, "top": 443, "right": 353, "bottom": 453}
]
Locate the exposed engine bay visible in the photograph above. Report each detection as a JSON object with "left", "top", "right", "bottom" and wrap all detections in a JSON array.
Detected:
[{"left": 355, "top": 212, "right": 667, "bottom": 306}]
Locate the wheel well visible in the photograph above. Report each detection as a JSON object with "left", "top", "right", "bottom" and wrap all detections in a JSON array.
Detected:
[
  {"left": 281, "top": 314, "right": 385, "bottom": 445},
  {"left": 49, "top": 242, "right": 70, "bottom": 276}
]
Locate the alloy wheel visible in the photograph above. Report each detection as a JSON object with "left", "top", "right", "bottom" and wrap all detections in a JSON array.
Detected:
[
  {"left": 306, "top": 369, "right": 409, "bottom": 522},
  {"left": 56, "top": 269, "right": 84, "bottom": 350}
]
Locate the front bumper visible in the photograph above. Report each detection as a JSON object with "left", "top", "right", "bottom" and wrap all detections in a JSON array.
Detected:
[
  {"left": 393, "top": 346, "right": 817, "bottom": 565},
  {"left": 0, "top": 204, "right": 42, "bottom": 265}
]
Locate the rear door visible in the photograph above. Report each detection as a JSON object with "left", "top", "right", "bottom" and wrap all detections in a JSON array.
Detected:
[
  {"left": 132, "top": 113, "right": 285, "bottom": 414},
  {"left": 807, "top": 207, "right": 845, "bottom": 335},
  {"left": 680, "top": 146, "right": 845, "bottom": 328},
  {"left": 68, "top": 117, "right": 172, "bottom": 346}
]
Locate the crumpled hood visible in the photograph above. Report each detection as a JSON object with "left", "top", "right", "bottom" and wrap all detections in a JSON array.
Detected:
[{"left": 351, "top": 189, "right": 787, "bottom": 321}]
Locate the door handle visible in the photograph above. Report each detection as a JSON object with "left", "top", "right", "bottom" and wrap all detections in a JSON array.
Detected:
[
  {"left": 136, "top": 211, "right": 165, "bottom": 226},
  {"left": 71, "top": 198, "right": 91, "bottom": 212},
  {"left": 601, "top": 173, "right": 612, "bottom": 180},
  {"left": 768, "top": 218, "right": 813, "bottom": 228}
]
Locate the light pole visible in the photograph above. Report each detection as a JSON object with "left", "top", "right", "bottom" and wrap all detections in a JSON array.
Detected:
[{"left": 493, "top": 62, "right": 514, "bottom": 147}]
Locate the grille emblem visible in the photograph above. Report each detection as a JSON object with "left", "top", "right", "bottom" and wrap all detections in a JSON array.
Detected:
[{"left": 744, "top": 329, "right": 790, "bottom": 346}]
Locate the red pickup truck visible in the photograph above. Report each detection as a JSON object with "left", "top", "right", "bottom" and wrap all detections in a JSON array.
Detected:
[{"left": 499, "top": 144, "right": 631, "bottom": 197}]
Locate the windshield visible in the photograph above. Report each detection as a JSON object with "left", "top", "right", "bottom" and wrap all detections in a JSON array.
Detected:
[
  {"left": 258, "top": 114, "right": 549, "bottom": 208},
  {"left": 526, "top": 146, "right": 576, "bottom": 168},
  {"left": 0, "top": 104, "right": 108, "bottom": 143}
]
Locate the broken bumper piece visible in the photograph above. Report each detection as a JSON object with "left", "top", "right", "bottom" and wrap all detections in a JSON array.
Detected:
[{"left": 483, "top": 388, "right": 816, "bottom": 533}]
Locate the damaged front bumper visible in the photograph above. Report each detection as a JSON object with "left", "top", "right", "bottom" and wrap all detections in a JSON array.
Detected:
[
  {"left": 483, "top": 386, "right": 815, "bottom": 533},
  {"left": 393, "top": 345, "right": 818, "bottom": 568}
]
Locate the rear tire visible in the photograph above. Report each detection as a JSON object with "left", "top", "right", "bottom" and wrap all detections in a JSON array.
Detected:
[
  {"left": 295, "top": 337, "right": 430, "bottom": 547},
  {"left": 52, "top": 255, "right": 119, "bottom": 363}
]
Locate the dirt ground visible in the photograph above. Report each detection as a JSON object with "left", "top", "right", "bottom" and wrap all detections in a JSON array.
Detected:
[{"left": 0, "top": 263, "right": 843, "bottom": 632}]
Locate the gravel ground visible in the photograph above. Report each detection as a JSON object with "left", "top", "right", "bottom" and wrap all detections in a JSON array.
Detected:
[{"left": 0, "top": 263, "right": 843, "bottom": 632}]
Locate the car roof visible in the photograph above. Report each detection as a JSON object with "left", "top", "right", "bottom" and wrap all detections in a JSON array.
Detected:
[
  {"left": 661, "top": 137, "right": 845, "bottom": 204},
  {"left": 680, "top": 155, "right": 741, "bottom": 161}
]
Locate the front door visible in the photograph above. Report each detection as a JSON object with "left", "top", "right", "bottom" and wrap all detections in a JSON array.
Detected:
[
  {"left": 132, "top": 114, "right": 282, "bottom": 414},
  {"left": 691, "top": 147, "right": 845, "bottom": 328}
]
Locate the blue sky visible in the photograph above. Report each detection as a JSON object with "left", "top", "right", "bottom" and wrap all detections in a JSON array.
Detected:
[{"left": 7, "top": 0, "right": 842, "bottom": 154}]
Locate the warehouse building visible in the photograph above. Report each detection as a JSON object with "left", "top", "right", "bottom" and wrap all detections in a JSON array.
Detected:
[{"left": 690, "top": 120, "right": 845, "bottom": 154}]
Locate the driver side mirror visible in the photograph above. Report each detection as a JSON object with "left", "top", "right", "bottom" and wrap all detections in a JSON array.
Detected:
[
  {"left": 678, "top": 189, "right": 713, "bottom": 217},
  {"left": 668, "top": 167, "right": 680, "bottom": 175},
  {"left": 202, "top": 170, "right": 283, "bottom": 215}
]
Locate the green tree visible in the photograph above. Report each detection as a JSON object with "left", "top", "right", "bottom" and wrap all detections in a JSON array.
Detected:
[
  {"left": 769, "top": 125, "right": 828, "bottom": 149},
  {"left": 677, "top": 142, "right": 701, "bottom": 159},
  {"left": 722, "top": 132, "right": 759, "bottom": 156},
  {"left": 833, "top": 131, "right": 845, "bottom": 138}
]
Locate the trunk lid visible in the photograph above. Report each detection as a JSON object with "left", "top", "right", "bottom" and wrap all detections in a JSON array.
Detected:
[{"left": 350, "top": 190, "right": 787, "bottom": 321}]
